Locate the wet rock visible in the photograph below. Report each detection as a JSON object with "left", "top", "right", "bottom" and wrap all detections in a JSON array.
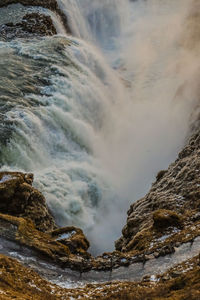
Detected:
[
  {"left": 116, "top": 130, "right": 200, "bottom": 254},
  {"left": 0, "top": 171, "right": 94, "bottom": 271},
  {"left": 0, "top": 0, "right": 58, "bottom": 10},
  {"left": 0, "top": 213, "right": 70, "bottom": 265},
  {"left": 0, "top": 171, "right": 56, "bottom": 232},
  {"left": 51, "top": 226, "right": 90, "bottom": 258},
  {"left": 0, "top": 0, "right": 71, "bottom": 34},
  {"left": 0, "top": 13, "right": 57, "bottom": 41},
  {"left": 22, "top": 13, "right": 57, "bottom": 35}
]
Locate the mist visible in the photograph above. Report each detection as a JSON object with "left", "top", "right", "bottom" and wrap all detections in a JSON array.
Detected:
[{"left": 84, "top": 0, "right": 200, "bottom": 254}]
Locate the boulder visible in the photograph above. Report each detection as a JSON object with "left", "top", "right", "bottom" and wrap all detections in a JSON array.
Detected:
[
  {"left": 51, "top": 226, "right": 90, "bottom": 257},
  {"left": 0, "top": 171, "right": 56, "bottom": 232}
]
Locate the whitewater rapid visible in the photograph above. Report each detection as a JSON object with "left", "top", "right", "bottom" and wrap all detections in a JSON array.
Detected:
[{"left": 0, "top": 0, "right": 199, "bottom": 254}]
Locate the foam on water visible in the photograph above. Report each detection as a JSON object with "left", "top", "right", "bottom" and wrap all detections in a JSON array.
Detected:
[{"left": 0, "top": 0, "right": 199, "bottom": 254}]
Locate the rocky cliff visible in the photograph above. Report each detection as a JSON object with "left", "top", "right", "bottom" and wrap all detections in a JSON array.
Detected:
[
  {"left": 116, "top": 130, "right": 200, "bottom": 256},
  {"left": 0, "top": 0, "right": 199, "bottom": 299}
]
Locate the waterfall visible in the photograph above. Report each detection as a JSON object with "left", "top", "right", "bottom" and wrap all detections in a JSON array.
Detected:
[{"left": 0, "top": 0, "right": 199, "bottom": 254}]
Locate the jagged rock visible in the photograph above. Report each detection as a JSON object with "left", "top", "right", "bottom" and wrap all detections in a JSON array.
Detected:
[
  {"left": 0, "top": 0, "right": 71, "bottom": 34},
  {"left": 0, "top": 213, "right": 70, "bottom": 264},
  {"left": 0, "top": 171, "right": 56, "bottom": 232},
  {"left": 0, "top": 0, "right": 58, "bottom": 10},
  {"left": 21, "top": 13, "right": 57, "bottom": 35},
  {"left": 116, "top": 130, "right": 200, "bottom": 253},
  {"left": 0, "top": 172, "right": 92, "bottom": 270},
  {"left": 0, "top": 13, "right": 57, "bottom": 40},
  {"left": 51, "top": 226, "right": 90, "bottom": 257}
]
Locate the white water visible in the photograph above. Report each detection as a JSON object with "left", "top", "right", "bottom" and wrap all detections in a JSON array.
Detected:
[{"left": 0, "top": 0, "right": 200, "bottom": 254}]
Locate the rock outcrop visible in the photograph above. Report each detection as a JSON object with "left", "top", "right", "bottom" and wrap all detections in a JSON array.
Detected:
[
  {"left": 0, "top": 171, "right": 90, "bottom": 269},
  {"left": 0, "top": 171, "right": 56, "bottom": 232},
  {"left": 0, "top": 13, "right": 57, "bottom": 40},
  {"left": 115, "top": 130, "right": 200, "bottom": 256},
  {"left": 51, "top": 226, "right": 90, "bottom": 257},
  {"left": 0, "top": 0, "right": 58, "bottom": 10},
  {"left": 0, "top": 0, "right": 71, "bottom": 34}
]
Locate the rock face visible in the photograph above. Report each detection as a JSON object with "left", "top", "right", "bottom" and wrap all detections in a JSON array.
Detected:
[
  {"left": 115, "top": 130, "right": 200, "bottom": 253},
  {"left": 0, "top": 0, "right": 58, "bottom": 10},
  {"left": 0, "top": 171, "right": 91, "bottom": 269},
  {"left": 51, "top": 226, "right": 90, "bottom": 257},
  {"left": 0, "top": 13, "right": 57, "bottom": 40},
  {"left": 0, "top": 0, "right": 71, "bottom": 34},
  {"left": 0, "top": 171, "right": 56, "bottom": 232}
]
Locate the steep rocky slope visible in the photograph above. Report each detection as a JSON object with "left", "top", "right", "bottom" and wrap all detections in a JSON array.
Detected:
[
  {"left": 0, "top": 0, "right": 199, "bottom": 299},
  {"left": 116, "top": 130, "right": 200, "bottom": 256}
]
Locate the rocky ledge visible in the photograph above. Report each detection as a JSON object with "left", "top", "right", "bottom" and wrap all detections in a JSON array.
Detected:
[
  {"left": 115, "top": 129, "right": 200, "bottom": 260},
  {"left": 0, "top": 0, "right": 71, "bottom": 33},
  {"left": 0, "top": 171, "right": 91, "bottom": 270},
  {"left": 0, "top": 13, "right": 57, "bottom": 40},
  {"left": 0, "top": 251, "right": 199, "bottom": 299}
]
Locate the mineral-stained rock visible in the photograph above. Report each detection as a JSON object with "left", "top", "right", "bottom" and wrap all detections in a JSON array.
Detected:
[
  {"left": 116, "top": 130, "right": 200, "bottom": 253},
  {"left": 0, "top": 171, "right": 56, "bottom": 232}
]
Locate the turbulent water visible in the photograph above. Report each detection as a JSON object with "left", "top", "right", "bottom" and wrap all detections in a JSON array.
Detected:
[{"left": 0, "top": 0, "right": 199, "bottom": 254}]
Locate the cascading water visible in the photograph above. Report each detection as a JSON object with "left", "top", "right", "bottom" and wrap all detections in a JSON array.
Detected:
[{"left": 0, "top": 0, "right": 199, "bottom": 254}]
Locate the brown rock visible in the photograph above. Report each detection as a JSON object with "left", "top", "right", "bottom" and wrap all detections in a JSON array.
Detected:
[
  {"left": 153, "top": 209, "right": 183, "bottom": 230},
  {"left": 51, "top": 226, "right": 90, "bottom": 257},
  {"left": 116, "top": 129, "right": 200, "bottom": 253},
  {"left": 0, "top": 171, "right": 56, "bottom": 232},
  {"left": 0, "top": 13, "right": 57, "bottom": 41}
]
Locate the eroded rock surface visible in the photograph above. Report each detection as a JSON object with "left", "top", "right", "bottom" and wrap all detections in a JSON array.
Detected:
[
  {"left": 0, "top": 171, "right": 56, "bottom": 232},
  {"left": 0, "top": 171, "right": 92, "bottom": 270},
  {"left": 116, "top": 130, "right": 200, "bottom": 255},
  {"left": 0, "top": 0, "right": 58, "bottom": 10},
  {"left": 0, "top": 0, "right": 71, "bottom": 33},
  {"left": 0, "top": 252, "right": 199, "bottom": 299},
  {"left": 0, "top": 13, "right": 57, "bottom": 40},
  {"left": 51, "top": 226, "right": 90, "bottom": 258}
]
